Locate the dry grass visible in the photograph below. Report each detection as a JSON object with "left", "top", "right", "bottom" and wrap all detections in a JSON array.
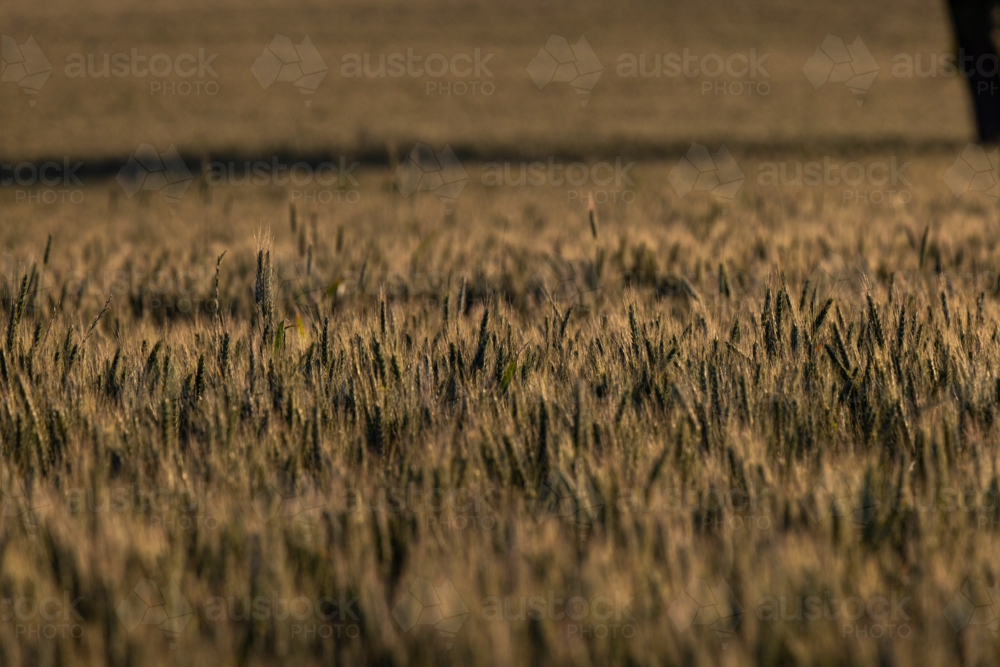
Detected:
[{"left": 2, "top": 151, "right": 1000, "bottom": 666}]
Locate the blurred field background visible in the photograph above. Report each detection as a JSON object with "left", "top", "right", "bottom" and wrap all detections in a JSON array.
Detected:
[{"left": 0, "top": 0, "right": 978, "bottom": 160}]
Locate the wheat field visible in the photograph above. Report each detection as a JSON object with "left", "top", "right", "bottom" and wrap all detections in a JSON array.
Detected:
[
  {"left": 4, "top": 0, "right": 1000, "bottom": 665},
  {"left": 2, "top": 154, "right": 1000, "bottom": 665}
]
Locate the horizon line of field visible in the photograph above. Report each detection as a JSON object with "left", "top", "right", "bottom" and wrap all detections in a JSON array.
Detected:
[{"left": 0, "top": 136, "right": 975, "bottom": 184}]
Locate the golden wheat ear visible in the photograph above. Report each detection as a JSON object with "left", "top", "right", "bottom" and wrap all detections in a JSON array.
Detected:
[{"left": 587, "top": 191, "right": 599, "bottom": 239}]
